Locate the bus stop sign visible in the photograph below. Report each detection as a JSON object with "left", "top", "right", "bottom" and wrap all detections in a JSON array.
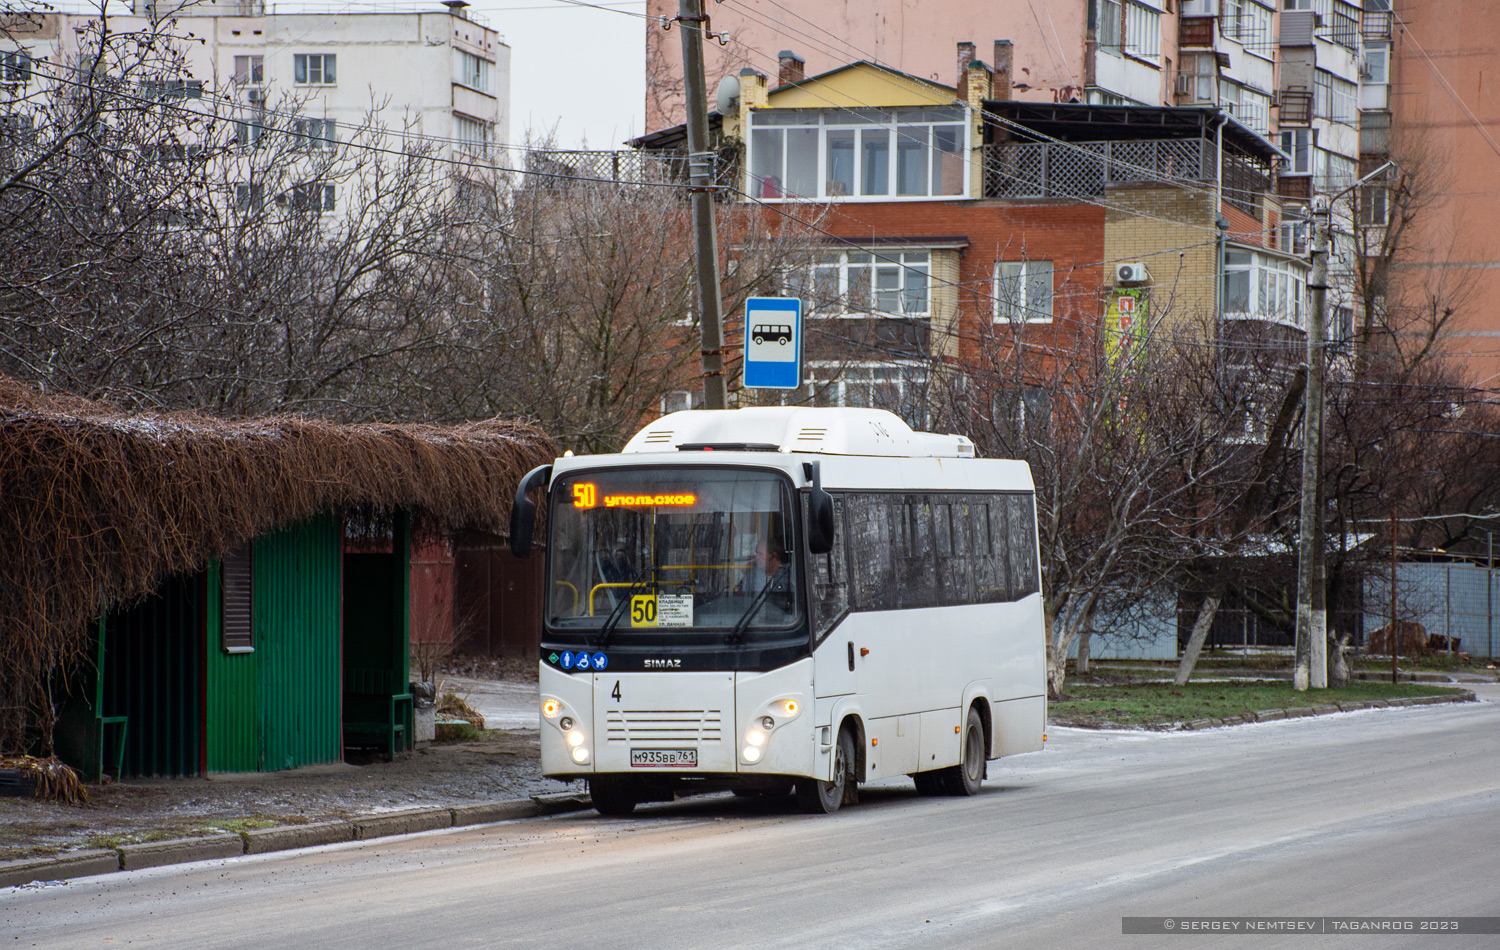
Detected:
[{"left": 742, "top": 297, "right": 802, "bottom": 390}]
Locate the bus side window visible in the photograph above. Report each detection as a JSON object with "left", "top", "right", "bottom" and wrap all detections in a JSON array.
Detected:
[
  {"left": 894, "top": 497, "right": 936, "bottom": 609},
  {"left": 1007, "top": 494, "right": 1040, "bottom": 598},
  {"left": 990, "top": 498, "right": 1015, "bottom": 601},
  {"left": 810, "top": 495, "right": 847, "bottom": 637},
  {"left": 845, "top": 494, "right": 895, "bottom": 611}
]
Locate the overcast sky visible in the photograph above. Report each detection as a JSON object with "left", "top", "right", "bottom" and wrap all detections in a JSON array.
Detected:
[{"left": 471, "top": 0, "right": 646, "bottom": 149}]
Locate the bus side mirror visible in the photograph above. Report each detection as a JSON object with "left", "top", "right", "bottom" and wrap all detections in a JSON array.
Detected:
[
  {"left": 805, "top": 461, "right": 835, "bottom": 555},
  {"left": 509, "top": 464, "right": 553, "bottom": 559}
]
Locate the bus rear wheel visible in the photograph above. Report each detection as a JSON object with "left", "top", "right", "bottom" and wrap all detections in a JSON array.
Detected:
[
  {"left": 939, "top": 707, "right": 986, "bottom": 796},
  {"left": 796, "top": 728, "right": 855, "bottom": 814},
  {"left": 590, "top": 776, "right": 638, "bottom": 816}
]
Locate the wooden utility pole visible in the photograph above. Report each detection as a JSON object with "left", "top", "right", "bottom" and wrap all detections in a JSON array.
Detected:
[
  {"left": 676, "top": 0, "right": 728, "bottom": 410},
  {"left": 1295, "top": 196, "right": 1330, "bottom": 690}
]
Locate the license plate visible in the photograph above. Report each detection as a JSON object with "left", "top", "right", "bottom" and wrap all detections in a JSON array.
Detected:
[{"left": 630, "top": 748, "right": 696, "bottom": 768}]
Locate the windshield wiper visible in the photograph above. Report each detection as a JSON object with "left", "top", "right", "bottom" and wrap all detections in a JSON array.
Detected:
[
  {"left": 597, "top": 564, "right": 655, "bottom": 648},
  {"left": 727, "top": 576, "right": 778, "bottom": 645}
]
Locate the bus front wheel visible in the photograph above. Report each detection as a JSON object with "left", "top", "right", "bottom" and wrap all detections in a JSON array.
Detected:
[
  {"left": 590, "top": 776, "right": 638, "bottom": 816},
  {"left": 797, "top": 728, "right": 856, "bottom": 814}
]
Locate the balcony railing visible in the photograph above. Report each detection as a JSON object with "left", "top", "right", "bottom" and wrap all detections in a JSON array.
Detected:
[
  {"left": 984, "top": 138, "right": 1212, "bottom": 198},
  {"left": 522, "top": 148, "right": 737, "bottom": 194},
  {"left": 985, "top": 136, "right": 1271, "bottom": 217}
]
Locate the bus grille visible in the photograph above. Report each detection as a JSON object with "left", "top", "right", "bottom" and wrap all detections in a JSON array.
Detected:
[{"left": 605, "top": 709, "right": 723, "bottom": 743}]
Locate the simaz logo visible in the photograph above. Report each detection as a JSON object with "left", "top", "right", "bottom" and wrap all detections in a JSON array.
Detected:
[{"left": 644, "top": 659, "right": 682, "bottom": 669}]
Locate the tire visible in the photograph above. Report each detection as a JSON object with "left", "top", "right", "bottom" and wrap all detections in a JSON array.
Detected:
[
  {"left": 778, "top": 337, "right": 788, "bottom": 345},
  {"left": 796, "top": 727, "right": 856, "bottom": 814},
  {"left": 590, "top": 776, "right": 638, "bottom": 816},
  {"left": 939, "top": 708, "right": 986, "bottom": 796},
  {"left": 753, "top": 335, "right": 764, "bottom": 345}
]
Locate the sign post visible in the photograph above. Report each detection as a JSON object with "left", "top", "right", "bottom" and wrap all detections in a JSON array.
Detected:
[{"left": 742, "top": 297, "right": 803, "bottom": 390}]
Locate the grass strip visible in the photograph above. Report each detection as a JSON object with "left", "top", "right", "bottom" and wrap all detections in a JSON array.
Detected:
[{"left": 1050, "top": 680, "right": 1465, "bottom": 729}]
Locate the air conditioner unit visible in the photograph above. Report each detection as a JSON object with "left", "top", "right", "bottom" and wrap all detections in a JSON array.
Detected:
[{"left": 1116, "top": 262, "right": 1151, "bottom": 284}]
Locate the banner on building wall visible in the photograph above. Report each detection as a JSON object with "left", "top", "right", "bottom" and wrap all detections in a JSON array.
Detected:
[{"left": 1104, "top": 289, "right": 1149, "bottom": 365}]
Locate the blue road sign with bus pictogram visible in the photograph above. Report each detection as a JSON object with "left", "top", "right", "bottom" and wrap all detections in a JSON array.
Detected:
[{"left": 743, "top": 297, "right": 802, "bottom": 390}]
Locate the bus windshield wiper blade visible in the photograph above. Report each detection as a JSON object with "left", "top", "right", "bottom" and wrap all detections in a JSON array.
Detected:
[
  {"left": 597, "top": 565, "right": 654, "bottom": 648},
  {"left": 727, "top": 578, "right": 776, "bottom": 645}
]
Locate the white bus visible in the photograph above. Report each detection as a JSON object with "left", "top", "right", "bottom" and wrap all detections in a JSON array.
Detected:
[{"left": 509, "top": 407, "right": 1046, "bottom": 815}]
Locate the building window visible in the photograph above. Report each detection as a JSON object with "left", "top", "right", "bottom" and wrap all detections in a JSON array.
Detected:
[
  {"left": 222, "top": 545, "right": 254, "bottom": 653},
  {"left": 1, "top": 50, "right": 31, "bottom": 84},
  {"left": 800, "top": 361, "right": 930, "bottom": 427},
  {"left": 292, "top": 118, "right": 336, "bottom": 150},
  {"left": 1222, "top": 0, "right": 1274, "bottom": 50},
  {"left": 233, "top": 55, "right": 264, "bottom": 85},
  {"left": 749, "top": 107, "right": 966, "bottom": 200},
  {"left": 1314, "top": 148, "right": 1356, "bottom": 191},
  {"left": 235, "top": 88, "right": 268, "bottom": 147},
  {"left": 1097, "top": 0, "right": 1123, "bottom": 50},
  {"left": 1313, "top": 69, "right": 1356, "bottom": 123},
  {"left": 1359, "top": 177, "right": 1390, "bottom": 227},
  {"left": 294, "top": 53, "right": 336, "bottom": 85},
  {"left": 235, "top": 183, "right": 264, "bottom": 211},
  {"left": 1124, "top": 1, "right": 1161, "bottom": 60},
  {"left": 1362, "top": 41, "right": 1390, "bottom": 84},
  {"left": 1280, "top": 129, "right": 1312, "bottom": 175},
  {"left": 454, "top": 113, "right": 490, "bottom": 153},
  {"left": 455, "top": 50, "right": 492, "bottom": 93},
  {"left": 291, "top": 182, "right": 336, "bottom": 213},
  {"left": 797, "top": 250, "right": 930, "bottom": 318},
  {"left": 1278, "top": 208, "right": 1309, "bottom": 255},
  {"left": 1223, "top": 248, "right": 1308, "bottom": 327},
  {"left": 993, "top": 260, "right": 1055, "bottom": 323},
  {"left": 661, "top": 390, "right": 704, "bottom": 414},
  {"left": 142, "top": 79, "right": 203, "bottom": 100}
]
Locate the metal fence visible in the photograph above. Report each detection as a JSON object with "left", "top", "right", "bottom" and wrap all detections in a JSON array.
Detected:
[
  {"left": 1363, "top": 562, "right": 1500, "bottom": 659},
  {"left": 522, "top": 148, "right": 737, "bottom": 193},
  {"left": 984, "top": 137, "right": 1211, "bottom": 199}
]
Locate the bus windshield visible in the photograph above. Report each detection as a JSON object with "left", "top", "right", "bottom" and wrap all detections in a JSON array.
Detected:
[{"left": 546, "top": 467, "right": 802, "bottom": 639}]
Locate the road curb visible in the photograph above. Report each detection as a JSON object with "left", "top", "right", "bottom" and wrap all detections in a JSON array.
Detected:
[
  {"left": 119, "top": 834, "right": 244, "bottom": 871},
  {"left": 0, "top": 792, "right": 590, "bottom": 889},
  {"left": 1190, "top": 689, "right": 1477, "bottom": 731},
  {"left": 242, "top": 820, "right": 355, "bottom": 855}
]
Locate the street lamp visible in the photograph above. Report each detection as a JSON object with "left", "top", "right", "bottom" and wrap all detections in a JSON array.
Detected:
[{"left": 1294, "top": 161, "right": 1396, "bottom": 691}]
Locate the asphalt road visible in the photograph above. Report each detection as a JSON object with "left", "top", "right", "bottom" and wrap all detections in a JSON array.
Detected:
[{"left": 5, "top": 686, "right": 1498, "bottom": 949}]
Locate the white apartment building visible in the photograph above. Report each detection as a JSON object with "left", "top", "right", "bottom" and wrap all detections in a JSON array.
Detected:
[{"left": 2, "top": 1, "right": 508, "bottom": 213}]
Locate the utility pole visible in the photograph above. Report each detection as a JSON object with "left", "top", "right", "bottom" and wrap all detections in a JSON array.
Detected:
[
  {"left": 1295, "top": 195, "right": 1330, "bottom": 690},
  {"left": 676, "top": 0, "right": 728, "bottom": 410}
]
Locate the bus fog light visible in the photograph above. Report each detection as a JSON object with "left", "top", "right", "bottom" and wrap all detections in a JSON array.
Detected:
[
  {"left": 560, "top": 716, "right": 575, "bottom": 730},
  {"left": 746, "top": 728, "right": 767, "bottom": 747},
  {"left": 760, "top": 716, "right": 775, "bottom": 730},
  {"left": 742, "top": 746, "right": 762, "bottom": 763},
  {"left": 566, "top": 730, "right": 586, "bottom": 748},
  {"left": 542, "top": 699, "right": 560, "bottom": 718},
  {"left": 571, "top": 746, "right": 590, "bottom": 763}
]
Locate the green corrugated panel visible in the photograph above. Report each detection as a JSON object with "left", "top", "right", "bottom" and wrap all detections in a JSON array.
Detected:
[
  {"left": 256, "top": 513, "right": 343, "bottom": 771},
  {"left": 206, "top": 558, "right": 259, "bottom": 772},
  {"left": 206, "top": 514, "right": 342, "bottom": 772}
]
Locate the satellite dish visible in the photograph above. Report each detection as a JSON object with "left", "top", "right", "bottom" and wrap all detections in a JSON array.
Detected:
[{"left": 715, "top": 74, "right": 740, "bottom": 115}]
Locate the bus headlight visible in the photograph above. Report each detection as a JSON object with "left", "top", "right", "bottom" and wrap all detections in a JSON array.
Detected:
[
  {"left": 742, "top": 746, "right": 762, "bottom": 763},
  {"left": 746, "top": 728, "right": 767, "bottom": 747},
  {"left": 571, "top": 746, "right": 590, "bottom": 764},
  {"left": 566, "top": 729, "right": 586, "bottom": 748}
]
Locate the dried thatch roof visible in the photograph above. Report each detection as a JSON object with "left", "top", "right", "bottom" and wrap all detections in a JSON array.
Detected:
[{"left": 0, "top": 376, "right": 556, "bottom": 754}]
